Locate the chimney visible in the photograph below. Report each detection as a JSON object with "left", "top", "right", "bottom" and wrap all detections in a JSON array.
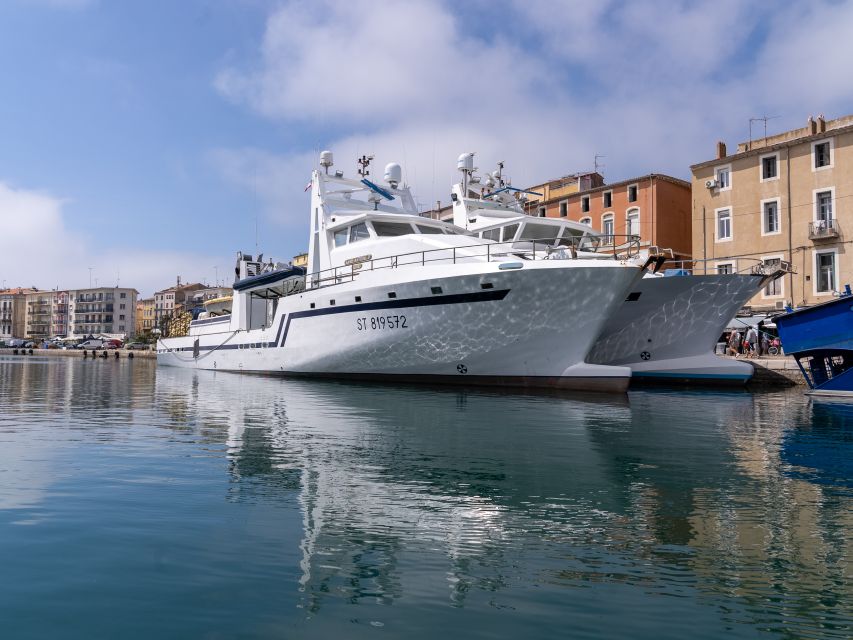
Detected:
[
  {"left": 807, "top": 116, "right": 816, "bottom": 135},
  {"left": 715, "top": 141, "right": 727, "bottom": 159},
  {"left": 817, "top": 114, "right": 826, "bottom": 133},
  {"left": 177, "top": 275, "right": 182, "bottom": 288}
]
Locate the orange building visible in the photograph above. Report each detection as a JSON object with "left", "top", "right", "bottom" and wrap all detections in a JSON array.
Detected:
[{"left": 524, "top": 173, "right": 693, "bottom": 259}]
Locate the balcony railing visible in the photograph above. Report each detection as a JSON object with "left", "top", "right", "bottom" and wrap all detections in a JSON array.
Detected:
[{"left": 809, "top": 219, "right": 840, "bottom": 240}]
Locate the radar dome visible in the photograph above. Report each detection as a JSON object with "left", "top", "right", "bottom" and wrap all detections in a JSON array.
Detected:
[
  {"left": 384, "top": 162, "right": 402, "bottom": 188},
  {"left": 457, "top": 152, "right": 475, "bottom": 172},
  {"left": 319, "top": 150, "right": 334, "bottom": 168}
]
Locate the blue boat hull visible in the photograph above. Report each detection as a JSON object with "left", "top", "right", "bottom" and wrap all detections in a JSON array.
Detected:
[{"left": 775, "top": 294, "right": 853, "bottom": 395}]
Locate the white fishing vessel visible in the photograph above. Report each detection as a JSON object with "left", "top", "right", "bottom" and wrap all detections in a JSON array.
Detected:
[
  {"left": 450, "top": 154, "right": 789, "bottom": 383},
  {"left": 157, "top": 152, "right": 646, "bottom": 391}
]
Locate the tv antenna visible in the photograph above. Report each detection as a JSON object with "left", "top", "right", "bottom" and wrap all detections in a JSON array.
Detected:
[
  {"left": 357, "top": 155, "right": 374, "bottom": 177},
  {"left": 748, "top": 115, "right": 779, "bottom": 149},
  {"left": 594, "top": 154, "right": 606, "bottom": 175}
]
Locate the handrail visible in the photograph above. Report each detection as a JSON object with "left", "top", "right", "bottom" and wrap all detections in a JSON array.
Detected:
[{"left": 301, "top": 234, "right": 642, "bottom": 295}]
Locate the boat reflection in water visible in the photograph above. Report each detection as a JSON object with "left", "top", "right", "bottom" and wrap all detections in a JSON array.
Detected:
[{"left": 153, "top": 366, "right": 852, "bottom": 636}]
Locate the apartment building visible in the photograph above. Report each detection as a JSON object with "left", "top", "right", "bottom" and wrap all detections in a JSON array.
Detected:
[
  {"left": 154, "top": 280, "right": 207, "bottom": 326},
  {"left": 0, "top": 288, "right": 34, "bottom": 340},
  {"left": 136, "top": 298, "right": 155, "bottom": 335},
  {"left": 68, "top": 287, "right": 138, "bottom": 338},
  {"left": 24, "top": 290, "right": 69, "bottom": 340},
  {"left": 525, "top": 171, "right": 605, "bottom": 209},
  {"left": 525, "top": 173, "right": 693, "bottom": 259},
  {"left": 691, "top": 114, "right": 853, "bottom": 311}
]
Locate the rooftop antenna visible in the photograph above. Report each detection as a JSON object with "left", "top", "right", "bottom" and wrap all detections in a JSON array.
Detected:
[
  {"left": 88, "top": 267, "right": 93, "bottom": 289},
  {"left": 594, "top": 154, "right": 606, "bottom": 175},
  {"left": 748, "top": 115, "right": 779, "bottom": 149},
  {"left": 357, "top": 154, "right": 374, "bottom": 177}
]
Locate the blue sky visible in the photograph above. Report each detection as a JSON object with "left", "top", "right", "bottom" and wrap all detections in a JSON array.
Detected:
[{"left": 2, "top": 0, "right": 853, "bottom": 296}]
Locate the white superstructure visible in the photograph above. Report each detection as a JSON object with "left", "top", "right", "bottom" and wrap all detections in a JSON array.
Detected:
[
  {"left": 157, "top": 153, "right": 646, "bottom": 391},
  {"left": 450, "top": 153, "right": 788, "bottom": 383}
]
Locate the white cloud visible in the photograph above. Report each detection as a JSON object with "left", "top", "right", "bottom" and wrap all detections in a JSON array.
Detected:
[
  {"left": 212, "top": 0, "right": 853, "bottom": 235},
  {"left": 0, "top": 181, "right": 227, "bottom": 297}
]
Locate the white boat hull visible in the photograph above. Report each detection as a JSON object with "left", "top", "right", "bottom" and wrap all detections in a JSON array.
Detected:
[
  {"left": 158, "top": 262, "right": 642, "bottom": 392},
  {"left": 587, "top": 273, "right": 766, "bottom": 383}
]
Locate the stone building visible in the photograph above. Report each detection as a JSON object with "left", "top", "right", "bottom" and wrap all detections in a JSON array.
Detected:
[
  {"left": 691, "top": 114, "right": 853, "bottom": 311},
  {"left": 24, "top": 290, "right": 69, "bottom": 340}
]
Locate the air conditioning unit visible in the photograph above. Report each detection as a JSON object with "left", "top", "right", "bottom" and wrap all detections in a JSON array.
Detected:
[
  {"left": 705, "top": 179, "right": 717, "bottom": 189},
  {"left": 775, "top": 300, "right": 786, "bottom": 310}
]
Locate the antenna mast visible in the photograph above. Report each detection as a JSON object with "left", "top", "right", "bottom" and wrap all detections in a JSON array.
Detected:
[{"left": 748, "top": 115, "right": 779, "bottom": 149}]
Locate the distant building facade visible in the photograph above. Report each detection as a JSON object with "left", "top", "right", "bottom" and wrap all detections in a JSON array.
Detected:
[
  {"left": 0, "top": 288, "right": 34, "bottom": 340},
  {"left": 154, "top": 280, "right": 207, "bottom": 326},
  {"left": 526, "top": 173, "right": 693, "bottom": 259},
  {"left": 691, "top": 114, "right": 853, "bottom": 311},
  {"left": 136, "top": 298, "right": 155, "bottom": 334},
  {"left": 24, "top": 290, "right": 69, "bottom": 340},
  {"left": 68, "top": 287, "right": 138, "bottom": 338}
]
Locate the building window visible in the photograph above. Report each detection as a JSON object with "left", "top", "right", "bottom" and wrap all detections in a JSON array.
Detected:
[
  {"left": 626, "top": 208, "right": 640, "bottom": 238},
  {"left": 761, "top": 154, "right": 778, "bottom": 181},
  {"left": 815, "top": 251, "right": 837, "bottom": 294},
  {"left": 579, "top": 217, "right": 592, "bottom": 227},
  {"left": 762, "top": 199, "right": 780, "bottom": 235},
  {"left": 716, "top": 208, "right": 732, "bottom": 241},
  {"left": 813, "top": 139, "right": 833, "bottom": 170},
  {"left": 120, "top": 292, "right": 126, "bottom": 299},
  {"left": 538, "top": 206, "right": 546, "bottom": 218},
  {"left": 762, "top": 257, "right": 783, "bottom": 297},
  {"left": 627, "top": 185, "right": 638, "bottom": 202},
  {"left": 603, "top": 191, "right": 612, "bottom": 208},
  {"left": 815, "top": 190, "right": 833, "bottom": 226},
  {"left": 602, "top": 214, "right": 614, "bottom": 241},
  {"left": 581, "top": 196, "right": 590, "bottom": 213},
  {"left": 559, "top": 201, "right": 568, "bottom": 217},
  {"left": 715, "top": 166, "right": 731, "bottom": 190}
]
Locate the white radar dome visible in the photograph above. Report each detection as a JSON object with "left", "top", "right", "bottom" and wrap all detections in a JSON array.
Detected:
[
  {"left": 457, "top": 152, "right": 475, "bottom": 172},
  {"left": 319, "top": 150, "right": 334, "bottom": 168},
  {"left": 384, "top": 162, "right": 402, "bottom": 188}
]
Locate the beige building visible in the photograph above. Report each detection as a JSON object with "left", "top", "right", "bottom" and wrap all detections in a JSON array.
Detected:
[
  {"left": 0, "top": 288, "right": 34, "bottom": 340},
  {"left": 691, "top": 114, "right": 853, "bottom": 311},
  {"left": 25, "top": 290, "right": 69, "bottom": 340},
  {"left": 154, "top": 280, "right": 207, "bottom": 326},
  {"left": 68, "top": 287, "right": 138, "bottom": 338}
]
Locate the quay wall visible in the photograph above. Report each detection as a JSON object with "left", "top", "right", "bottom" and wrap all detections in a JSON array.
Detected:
[{"left": 0, "top": 348, "right": 156, "bottom": 359}]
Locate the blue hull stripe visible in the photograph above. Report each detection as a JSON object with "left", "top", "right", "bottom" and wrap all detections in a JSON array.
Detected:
[{"left": 163, "top": 289, "right": 509, "bottom": 353}]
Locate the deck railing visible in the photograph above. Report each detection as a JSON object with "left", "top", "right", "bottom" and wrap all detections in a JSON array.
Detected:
[{"left": 302, "top": 235, "right": 642, "bottom": 293}]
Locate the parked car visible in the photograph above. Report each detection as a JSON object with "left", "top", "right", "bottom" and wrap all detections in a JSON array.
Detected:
[
  {"left": 7, "top": 338, "right": 26, "bottom": 348},
  {"left": 125, "top": 342, "right": 150, "bottom": 351},
  {"left": 76, "top": 339, "right": 104, "bottom": 350}
]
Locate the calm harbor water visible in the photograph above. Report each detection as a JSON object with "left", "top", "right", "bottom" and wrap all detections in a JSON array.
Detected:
[{"left": 0, "top": 356, "right": 850, "bottom": 639}]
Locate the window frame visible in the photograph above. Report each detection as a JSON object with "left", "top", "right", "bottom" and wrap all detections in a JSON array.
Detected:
[
  {"left": 559, "top": 200, "right": 568, "bottom": 217},
  {"left": 759, "top": 152, "right": 779, "bottom": 182},
  {"left": 626, "top": 207, "right": 640, "bottom": 239},
  {"left": 602, "top": 190, "right": 612, "bottom": 208},
  {"left": 760, "top": 254, "right": 785, "bottom": 298},
  {"left": 813, "top": 187, "right": 835, "bottom": 223},
  {"left": 760, "top": 197, "right": 782, "bottom": 236},
  {"left": 601, "top": 212, "right": 614, "bottom": 240},
  {"left": 715, "top": 262, "right": 734, "bottom": 275},
  {"left": 581, "top": 196, "right": 590, "bottom": 213},
  {"left": 811, "top": 138, "right": 834, "bottom": 172},
  {"left": 538, "top": 206, "right": 546, "bottom": 218},
  {"left": 715, "top": 207, "right": 732, "bottom": 242},
  {"left": 814, "top": 249, "right": 839, "bottom": 297},
  {"left": 715, "top": 164, "right": 732, "bottom": 191},
  {"left": 579, "top": 217, "right": 592, "bottom": 227},
  {"left": 627, "top": 184, "right": 638, "bottom": 203}
]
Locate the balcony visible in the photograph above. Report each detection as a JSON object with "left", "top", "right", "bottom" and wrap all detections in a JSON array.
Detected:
[{"left": 809, "top": 219, "right": 840, "bottom": 240}]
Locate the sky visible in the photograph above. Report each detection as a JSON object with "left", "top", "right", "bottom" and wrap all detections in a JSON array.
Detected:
[{"left": 1, "top": 0, "right": 853, "bottom": 297}]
